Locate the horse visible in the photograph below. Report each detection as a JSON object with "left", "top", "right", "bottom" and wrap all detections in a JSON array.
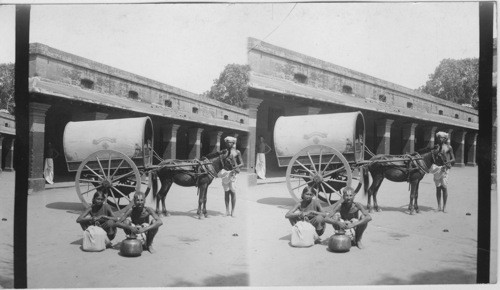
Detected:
[
  {"left": 362, "top": 147, "right": 447, "bottom": 215},
  {"left": 151, "top": 150, "right": 229, "bottom": 219}
]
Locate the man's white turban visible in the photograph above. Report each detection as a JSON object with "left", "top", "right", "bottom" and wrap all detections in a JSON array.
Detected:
[
  {"left": 436, "top": 131, "right": 448, "bottom": 139},
  {"left": 224, "top": 136, "right": 237, "bottom": 143}
]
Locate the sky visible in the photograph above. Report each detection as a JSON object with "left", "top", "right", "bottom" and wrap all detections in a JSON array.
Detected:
[{"left": 0, "top": 2, "right": 484, "bottom": 94}]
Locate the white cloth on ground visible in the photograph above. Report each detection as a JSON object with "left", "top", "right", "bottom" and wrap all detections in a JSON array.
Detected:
[
  {"left": 290, "top": 221, "right": 319, "bottom": 247},
  {"left": 82, "top": 225, "right": 110, "bottom": 252}
]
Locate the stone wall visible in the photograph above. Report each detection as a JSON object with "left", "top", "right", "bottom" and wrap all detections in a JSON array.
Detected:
[{"left": 248, "top": 38, "right": 478, "bottom": 124}]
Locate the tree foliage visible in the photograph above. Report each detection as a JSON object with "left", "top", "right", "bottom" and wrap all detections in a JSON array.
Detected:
[
  {"left": 204, "top": 64, "right": 250, "bottom": 109},
  {"left": 0, "top": 63, "right": 15, "bottom": 114},
  {"left": 418, "top": 58, "right": 478, "bottom": 109}
]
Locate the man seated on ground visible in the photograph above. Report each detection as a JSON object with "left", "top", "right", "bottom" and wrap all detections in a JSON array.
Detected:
[
  {"left": 76, "top": 190, "right": 117, "bottom": 242},
  {"left": 116, "top": 192, "right": 163, "bottom": 253},
  {"left": 285, "top": 186, "right": 326, "bottom": 238},
  {"left": 324, "top": 186, "right": 372, "bottom": 249}
]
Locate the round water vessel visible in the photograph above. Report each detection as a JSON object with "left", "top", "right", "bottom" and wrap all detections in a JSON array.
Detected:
[
  {"left": 120, "top": 237, "right": 143, "bottom": 257},
  {"left": 328, "top": 231, "right": 352, "bottom": 252}
]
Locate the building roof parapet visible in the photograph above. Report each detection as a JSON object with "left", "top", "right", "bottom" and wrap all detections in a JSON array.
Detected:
[
  {"left": 29, "top": 77, "right": 249, "bottom": 132},
  {"left": 248, "top": 37, "right": 477, "bottom": 115},
  {"left": 29, "top": 43, "right": 246, "bottom": 115},
  {"left": 248, "top": 72, "right": 478, "bottom": 130}
]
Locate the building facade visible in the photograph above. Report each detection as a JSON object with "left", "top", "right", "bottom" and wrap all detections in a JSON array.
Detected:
[
  {"left": 245, "top": 38, "right": 479, "bottom": 176},
  {"left": 27, "top": 43, "right": 250, "bottom": 191},
  {"left": 0, "top": 110, "right": 15, "bottom": 172}
]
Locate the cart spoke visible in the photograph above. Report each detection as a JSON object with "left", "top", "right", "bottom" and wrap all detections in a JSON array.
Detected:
[
  {"left": 84, "top": 165, "right": 104, "bottom": 180},
  {"left": 289, "top": 173, "right": 312, "bottom": 179},
  {"left": 321, "top": 154, "right": 338, "bottom": 175},
  {"left": 322, "top": 181, "right": 342, "bottom": 197},
  {"left": 295, "top": 160, "right": 315, "bottom": 176},
  {"left": 322, "top": 165, "right": 346, "bottom": 177},
  {"left": 307, "top": 152, "right": 317, "bottom": 174},
  {"left": 111, "top": 171, "right": 136, "bottom": 184},
  {"left": 318, "top": 149, "right": 323, "bottom": 174},
  {"left": 95, "top": 156, "right": 107, "bottom": 179},
  {"left": 110, "top": 159, "right": 126, "bottom": 180},
  {"left": 79, "top": 184, "right": 103, "bottom": 196},
  {"left": 107, "top": 153, "right": 112, "bottom": 179},
  {"left": 291, "top": 179, "right": 314, "bottom": 191},
  {"left": 108, "top": 188, "right": 121, "bottom": 208},
  {"left": 320, "top": 183, "right": 327, "bottom": 194},
  {"left": 111, "top": 186, "right": 133, "bottom": 201},
  {"left": 78, "top": 178, "right": 101, "bottom": 184},
  {"left": 113, "top": 183, "right": 136, "bottom": 189}
]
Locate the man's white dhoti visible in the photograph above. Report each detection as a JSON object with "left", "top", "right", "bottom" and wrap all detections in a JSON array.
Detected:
[
  {"left": 44, "top": 158, "right": 54, "bottom": 184},
  {"left": 218, "top": 169, "right": 237, "bottom": 192},
  {"left": 255, "top": 153, "right": 266, "bottom": 180}
]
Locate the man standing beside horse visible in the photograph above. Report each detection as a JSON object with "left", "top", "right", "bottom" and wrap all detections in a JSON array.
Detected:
[
  {"left": 219, "top": 136, "right": 244, "bottom": 217},
  {"left": 431, "top": 131, "right": 455, "bottom": 213}
]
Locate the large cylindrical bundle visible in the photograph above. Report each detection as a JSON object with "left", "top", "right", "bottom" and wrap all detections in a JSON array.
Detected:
[
  {"left": 273, "top": 112, "right": 365, "bottom": 167},
  {"left": 63, "top": 117, "right": 153, "bottom": 171}
]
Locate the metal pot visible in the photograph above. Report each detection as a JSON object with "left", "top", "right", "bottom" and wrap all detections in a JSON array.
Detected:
[
  {"left": 328, "top": 231, "right": 351, "bottom": 252},
  {"left": 120, "top": 237, "right": 143, "bottom": 257}
]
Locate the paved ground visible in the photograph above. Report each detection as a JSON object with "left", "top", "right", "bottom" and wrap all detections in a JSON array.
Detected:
[{"left": 0, "top": 166, "right": 491, "bottom": 287}]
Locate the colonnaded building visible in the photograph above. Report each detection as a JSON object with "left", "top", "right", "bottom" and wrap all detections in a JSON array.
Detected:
[{"left": 10, "top": 38, "right": 479, "bottom": 192}]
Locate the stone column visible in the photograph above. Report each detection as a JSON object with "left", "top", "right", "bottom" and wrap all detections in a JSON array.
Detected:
[
  {"left": 208, "top": 131, "right": 223, "bottom": 154},
  {"left": 247, "top": 97, "right": 263, "bottom": 186},
  {"left": 162, "top": 124, "right": 180, "bottom": 159},
  {"left": 375, "top": 119, "right": 394, "bottom": 155},
  {"left": 188, "top": 128, "right": 204, "bottom": 159},
  {"left": 3, "top": 137, "right": 14, "bottom": 171},
  {"left": 423, "top": 126, "right": 437, "bottom": 148},
  {"left": 29, "top": 102, "right": 51, "bottom": 192},
  {"left": 466, "top": 132, "right": 477, "bottom": 167},
  {"left": 452, "top": 130, "right": 466, "bottom": 167},
  {"left": 402, "top": 123, "right": 418, "bottom": 153}
]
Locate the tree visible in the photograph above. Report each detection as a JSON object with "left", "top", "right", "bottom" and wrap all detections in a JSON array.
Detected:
[
  {"left": 418, "top": 58, "right": 479, "bottom": 109},
  {"left": 204, "top": 64, "right": 250, "bottom": 109},
  {"left": 0, "top": 63, "right": 15, "bottom": 114}
]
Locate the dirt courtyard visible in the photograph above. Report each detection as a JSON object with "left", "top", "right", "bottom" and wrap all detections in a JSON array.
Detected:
[{"left": 0, "top": 166, "right": 488, "bottom": 287}]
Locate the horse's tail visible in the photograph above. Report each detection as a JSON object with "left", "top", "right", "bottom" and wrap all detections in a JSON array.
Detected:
[
  {"left": 362, "top": 165, "right": 370, "bottom": 196},
  {"left": 150, "top": 170, "right": 158, "bottom": 201}
]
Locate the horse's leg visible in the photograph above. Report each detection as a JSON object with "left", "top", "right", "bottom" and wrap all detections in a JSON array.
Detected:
[
  {"left": 414, "top": 181, "right": 420, "bottom": 213},
  {"left": 159, "top": 181, "right": 173, "bottom": 216},
  {"left": 369, "top": 174, "right": 384, "bottom": 212},
  {"left": 408, "top": 182, "right": 416, "bottom": 215},
  {"left": 196, "top": 186, "right": 203, "bottom": 219},
  {"left": 201, "top": 184, "right": 209, "bottom": 218}
]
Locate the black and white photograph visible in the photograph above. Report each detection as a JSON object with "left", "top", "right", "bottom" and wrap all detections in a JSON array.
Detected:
[{"left": 0, "top": 0, "right": 496, "bottom": 288}]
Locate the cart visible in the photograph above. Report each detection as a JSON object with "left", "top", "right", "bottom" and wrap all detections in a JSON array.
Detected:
[
  {"left": 63, "top": 117, "right": 155, "bottom": 210},
  {"left": 273, "top": 111, "right": 366, "bottom": 204}
]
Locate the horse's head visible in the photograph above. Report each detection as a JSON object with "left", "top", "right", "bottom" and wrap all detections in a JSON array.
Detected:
[
  {"left": 430, "top": 147, "right": 447, "bottom": 167},
  {"left": 202, "top": 150, "right": 230, "bottom": 175}
]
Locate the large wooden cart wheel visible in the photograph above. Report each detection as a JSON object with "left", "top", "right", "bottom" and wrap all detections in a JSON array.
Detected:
[
  {"left": 286, "top": 145, "right": 363, "bottom": 205},
  {"left": 75, "top": 149, "right": 141, "bottom": 211}
]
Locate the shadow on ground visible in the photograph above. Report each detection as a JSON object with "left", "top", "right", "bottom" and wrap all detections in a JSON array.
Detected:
[
  {"left": 257, "top": 197, "right": 296, "bottom": 208},
  {"left": 165, "top": 209, "right": 225, "bottom": 219},
  {"left": 167, "top": 272, "right": 249, "bottom": 287},
  {"left": 374, "top": 268, "right": 475, "bottom": 285},
  {"left": 372, "top": 204, "right": 435, "bottom": 214},
  {"left": 46, "top": 202, "right": 85, "bottom": 213}
]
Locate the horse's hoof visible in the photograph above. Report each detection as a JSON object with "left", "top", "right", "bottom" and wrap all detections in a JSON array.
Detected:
[
  {"left": 416, "top": 209, "right": 420, "bottom": 213},
  {"left": 376, "top": 208, "right": 382, "bottom": 212},
  {"left": 204, "top": 214, "right": 208, "bottom": 218},
  {"left": 409, "top": 210, "right": 416, "bottom": 215}
]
